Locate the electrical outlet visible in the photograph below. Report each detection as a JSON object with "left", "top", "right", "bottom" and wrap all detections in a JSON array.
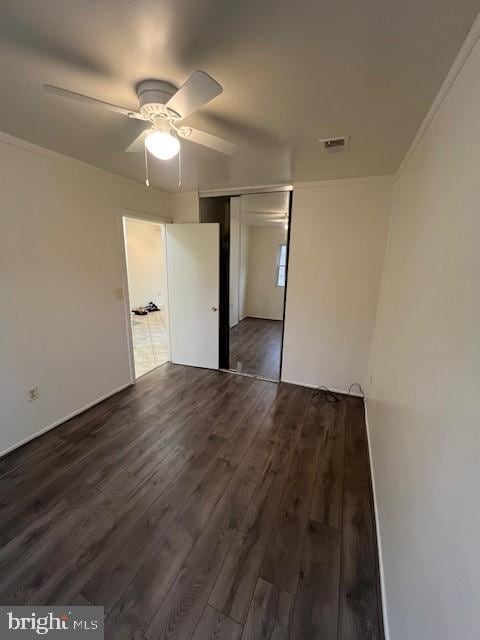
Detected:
[
  {"left": 29, "top": 387, "right": 39, "bottom": 401},
  {"left": 114, "top": 287, "right": 124, "bottom": 300},
  {"left": 369, "top": 376, "right": 373, "bottom": 384}
]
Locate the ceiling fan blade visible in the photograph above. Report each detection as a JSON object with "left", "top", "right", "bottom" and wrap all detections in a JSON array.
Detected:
[
  {"left": 165, "top": 71, "right": 222, "bottom": 119},
  {"left": 43, "top": 84, "right": 144, "bottom": 119},
  {"left": 125, "top": 129, "right": 150, "bottom": 152},
  {"left": 179, "top": 127, "right": 238, "bottom": 155}
]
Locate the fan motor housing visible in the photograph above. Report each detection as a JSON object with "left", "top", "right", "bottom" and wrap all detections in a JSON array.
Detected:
[{"left": 137, "top": 80, "right": 178, "bottom": 118}]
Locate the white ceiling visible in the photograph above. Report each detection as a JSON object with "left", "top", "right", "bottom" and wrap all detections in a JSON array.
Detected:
[{"left": 0, "top": 0, "right": 478, "bottom": 192}]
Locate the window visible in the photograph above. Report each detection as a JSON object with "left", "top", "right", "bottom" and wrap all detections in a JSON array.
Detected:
[{"left": 276, "top": 243, "right": 287, "bottom": 287}]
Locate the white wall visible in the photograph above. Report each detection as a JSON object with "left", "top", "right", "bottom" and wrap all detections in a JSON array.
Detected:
[
  {"left": 125, "top": 219, "right": 165, "bottom": 310},
  {"left": 239, "top": 222, "right": 250, "bottom": 321},
  {"left": 281, "top": 178, "right": 393, "bottom": 391},
  {"left": 246, "top": 226, "right": 286, "bottom": 321},
  {"left": 0, "top": 133, "right": 168, "bottom": 455},
  {"left": 367, "top": 28, "right": 480, "bottom": 640},
  {"left": 169, "top": 192, "right": 199, "bottom": 223},
  {"left": 229, "top": 197, "right": 241, "bottom": 327}
]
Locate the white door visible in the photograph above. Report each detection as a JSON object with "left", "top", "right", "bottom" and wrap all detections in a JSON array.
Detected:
[{"left": 165, "top": 223, "right": 219, "bottom": 369}]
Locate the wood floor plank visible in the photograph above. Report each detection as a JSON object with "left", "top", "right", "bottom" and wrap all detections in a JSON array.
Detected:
[
  {"left": 209, "top": 434, "right": 296, "bottom": 623},
  {"left": 42, "top": 449, "right": 196, "bottom": 607},
  {"left": 271, "top": 385, "right": 312, "bottom": 444},
  {"left": 82, "top": 435, "right": 227, "bottom": 612},
  {"left": 219, "top": 382, "right": 297, "bottom": 469},
  {"left": 191, "top": 606, "right": 242, "bottom": 640},
  {"left": 145, "top": 427, "right": 273, "bottom": 640},
  {"left": 290, "top": 520, "right": 341, "bottom": 640},
  {"left": 178, "top": 374, "right": 257, "bottom": 450},
  {"left": 240, "top": 578, "right": 293, "bottom": 640},
  {"left": 0, "top": 479, "right": 99, "bottom": 578},
  {"left": 338, "top": 487, "right": 380, "bottom": 640},
  {"left": 258, "top": 384, "right": 301, "bottom": 442},
  {"left": 310, "top": 400, "right": 345, "bottom": 529},
  {"left": 342, "top": 398, "right": 371, "bottom": 489},
  {"left": 38, "top": 461, "right": 192, "bottom": 607},
  {"left": 213, "top": 377, "right": 269, "bottom": 440},
  {"left": 176, "top": 458, "right": 236, "bottom": 539},
  {"left": 219, "top": 383, "right": 278, "bottom": 466},
  {"left": 0, "top": 472, "right": 140, "bottom": 604},
  {"left": 338, "top": 399, "right": 382, "bottom": 640},
  {"left": 69, "top": 594, "right": 95, "bottom": 607},
  {"left": 104, "top": 523, "right": 194, "bottom": 640},
  {"left": 208, "top": 384, "right": 311, "bottom": 624},
  {"left": 260, "top": 392, "right": 324, "bottom": 595},
  {"left": 10, "top": 444, "right": 193, "bottom": 606},
  {"left": 144, "top": 514, "right": 236, "bottom": 640}
]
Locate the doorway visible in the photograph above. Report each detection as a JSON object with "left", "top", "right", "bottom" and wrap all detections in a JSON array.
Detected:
[
  {"left": 229, "top": 192, "right": 290, "bottom": 380},
  {"left": 199, "top": 190, "right": 292, "bottom": 382},
  {"left": 123, "top": 217, "right": 170, "bottom": 378}
]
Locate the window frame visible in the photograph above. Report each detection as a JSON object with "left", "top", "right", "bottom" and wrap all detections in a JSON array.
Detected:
[{"left": 276, "top": 243, "right": 287, "bottom": 288}]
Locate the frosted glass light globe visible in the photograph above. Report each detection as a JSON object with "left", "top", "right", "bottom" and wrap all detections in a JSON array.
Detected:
[{"left": 145, "top": 130, "right": 180, "bottom": 160}]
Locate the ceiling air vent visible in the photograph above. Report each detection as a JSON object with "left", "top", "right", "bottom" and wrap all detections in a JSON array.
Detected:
[{"left": 318, "top": 136, "right": 350, "bottom": 153}]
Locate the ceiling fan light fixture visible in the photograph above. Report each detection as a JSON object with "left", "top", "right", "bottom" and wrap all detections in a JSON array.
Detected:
[
  {"left": 145, "top": 130, "right": 180, "bottom": 160},
  {"left": 44, "top": 73, "right": 238, "bottom": 163}
]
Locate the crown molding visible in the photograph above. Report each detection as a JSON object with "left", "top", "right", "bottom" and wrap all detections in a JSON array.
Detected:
[
  {"left": 293, "top": 175, "right": 394, "bottom": 190},
  {"left": 396, "top": 13, "right": 480, "bottom": 179}
]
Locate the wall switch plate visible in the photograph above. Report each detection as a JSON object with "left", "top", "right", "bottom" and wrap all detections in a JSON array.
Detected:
[
  {"left": 29, "top": 387, "right": 39, "bottom": 401},
  {"left": 114, "top": 288, "right": 124, "bottom": 300}
]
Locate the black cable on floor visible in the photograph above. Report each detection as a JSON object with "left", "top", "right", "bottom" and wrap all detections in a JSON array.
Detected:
[{"left": 311, "top": 382, "right": 365, "bottom": 402}]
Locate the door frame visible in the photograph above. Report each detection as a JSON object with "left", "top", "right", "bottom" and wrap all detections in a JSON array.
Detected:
[
  {"left": 117, "top": 208, "right": 171, "bottom": 384},
  {"left": 278, "top": 190, "right": 293, "bottom": 381},
  {"left": 198, "top": 188, "right": 293, "bottom": 382}
]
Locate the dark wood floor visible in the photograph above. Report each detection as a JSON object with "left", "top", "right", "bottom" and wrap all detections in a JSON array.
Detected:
[
  {"left": 0, "top": 364, "right": 383, "bottom": 640},
  {"left": 230, "top": 317, "right": 283, "bottom": 380}
]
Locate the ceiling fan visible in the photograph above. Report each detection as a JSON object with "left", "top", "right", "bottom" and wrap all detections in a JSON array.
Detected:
[{"left": 43, "top": 71, "right": 238, "bottom": 162}]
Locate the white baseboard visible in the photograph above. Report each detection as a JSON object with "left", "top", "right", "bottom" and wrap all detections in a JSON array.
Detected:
[
  {"left": 364, "top": 399, "right": 390, "bottom": 640},
  {"left": 0, "top": 382, "right": 133, "bottom": 459},
  {"left": 279, "top": 378, "right": 364, "bottom": 398},
  {"left": 246, "top": 314, "right": 283, "bottom": 322}
]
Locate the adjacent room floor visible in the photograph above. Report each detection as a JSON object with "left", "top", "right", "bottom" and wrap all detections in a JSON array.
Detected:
[
  {"left": 230, "top": 317, "right": 283, "bottom": 380},
  {"left": 0, "top": 364, "right": 383, "bottom": 639},
  {"left": 131, "top": 309, "right": 169, "bottom": 377}
]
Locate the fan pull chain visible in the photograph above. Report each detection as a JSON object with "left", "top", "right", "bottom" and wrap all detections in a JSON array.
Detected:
[
  {"left": 178, "top": 142, "right": 182, "bottom": 189},
  {"left": 144, "top": 145, "right": 150, "bottom": 187}
]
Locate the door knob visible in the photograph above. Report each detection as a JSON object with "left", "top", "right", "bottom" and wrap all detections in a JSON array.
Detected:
[{"left": 211, "top": 305, "right": 218, "bottom": 311}]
